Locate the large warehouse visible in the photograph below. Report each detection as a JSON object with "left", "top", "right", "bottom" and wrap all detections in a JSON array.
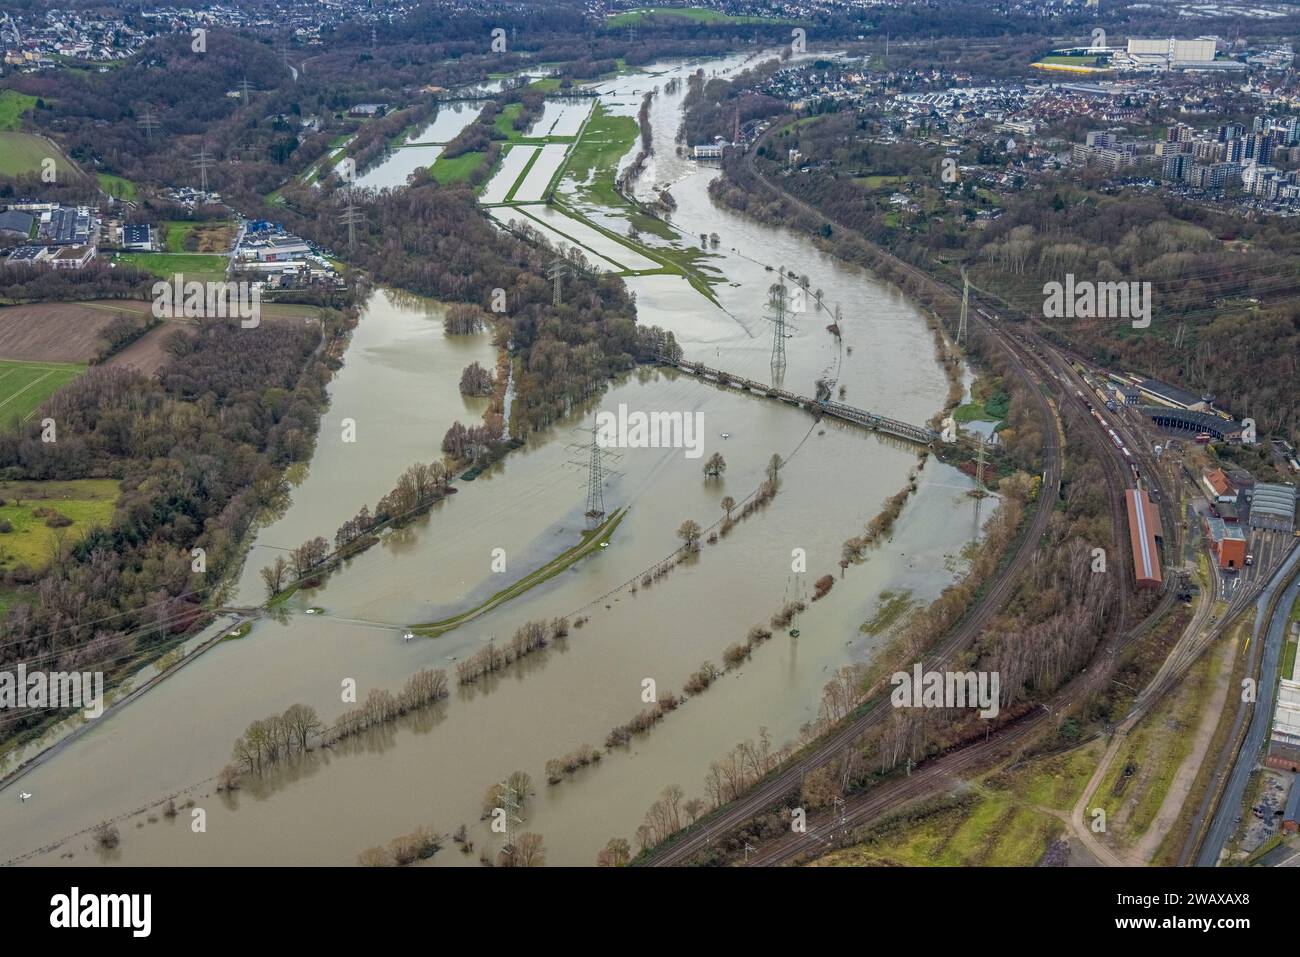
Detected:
[
  {"left": 1125, "top": 489, "right": 1162, "bottom": 588},
  {"left": 1249, "top": 482, "right": 1297, "bottom": 532}
]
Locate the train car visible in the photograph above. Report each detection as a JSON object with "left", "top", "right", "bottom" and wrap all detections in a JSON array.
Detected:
[
  {"left": 1121, "top": 446, "right": 1132, "bottom": 458},
  {"left": 1110, "top": 431, "right": 1123, "bottom": 449},
  {"left": 1130, "top": 463, "right": 1142, "bottom": 483},
  {"left": 1195, "top": 433, "right": 1212, "bottom": 445}
]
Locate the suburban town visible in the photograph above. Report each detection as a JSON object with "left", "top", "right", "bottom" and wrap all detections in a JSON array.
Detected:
[{"left": 0, "top": 0, "right": 1296, "bottom": 934}]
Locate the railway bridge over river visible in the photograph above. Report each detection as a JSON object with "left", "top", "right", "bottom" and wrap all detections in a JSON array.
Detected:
[{"left": 656, "top": 356, "right": 941, "bottom": 446}]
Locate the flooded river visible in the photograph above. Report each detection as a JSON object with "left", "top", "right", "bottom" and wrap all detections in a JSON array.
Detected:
[{"left": 0, "top": 54, "right": 990, "bottom": 867}]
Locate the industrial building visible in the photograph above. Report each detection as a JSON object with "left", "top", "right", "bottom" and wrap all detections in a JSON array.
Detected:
[
  {"left": 1285, "top": 775, "right": 1300, "bottom": 832},
  {"left": 1203, "top": 515, "right": 1246, "bottom": 571},
  {"left": 1117, "top": 37, "right": 1232, "bottom": 72},
  {"left": 0, "top": 209, "right": 34, "bottom": 238},
  {"left": 1125, "top": 489, "right": 1162, "bottom": 588},
  {"left": 121, "top": 224, "right": 152, "bottom": 251},
  {"left": 1248, "top": 482, "right": 1297, "bottom": 532},
  {"left": 1269, "top": 681, "right": 1300, "bottom": 773},
  {"left": 1143, "top": 406, "right": 1241, "bottom": 442}
]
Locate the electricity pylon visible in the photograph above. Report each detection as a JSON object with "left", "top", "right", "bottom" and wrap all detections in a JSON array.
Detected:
[
  {"left": 137, "top": 109, "right": 160, "bottom": 141},
  {"left": 339, "top": 193, "right": 365, "bottom": 252},
  {"left": 764, "top": 281, "right": 794, "bottom": 379},
  {"left": 547, "top": 257, "right": 567, "bottom": 305},
  {"left": 566, "top": 421, "right": 622, "bottom": 529},
  {"left": 497, "top": 778, "right": 523, "bottom": 852},
  {"left": 957, "top": 267, "right": 969, "bottom": 347},
  {"left": 192, "top": 146, "right": 213, "bottom": 194}
]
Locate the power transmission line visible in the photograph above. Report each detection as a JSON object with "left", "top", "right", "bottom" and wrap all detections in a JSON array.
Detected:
[
  {"left": 338, "top": 191, "right": 365, "bottom": 252},
  {"left": 547, "top": 256, "right": 567, "bottom": 305},
  {"left": 136, "top": 109, "right": 160, "bottom": 141},
  {"left": 192, "top": 145, "right": 214, "bottom": 194}
]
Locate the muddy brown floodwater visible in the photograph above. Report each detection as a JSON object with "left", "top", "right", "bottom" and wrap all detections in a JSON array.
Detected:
[{"left": 0, "top": 54, "right": 994, "bottom": 867}]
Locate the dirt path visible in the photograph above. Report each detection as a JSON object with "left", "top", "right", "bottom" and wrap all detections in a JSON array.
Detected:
[
  {"left": 1132, "top": 627, "right": 1237, "bottom": 863},
  {"left": 1069, "top": 734, "right": 1129, "bottom": 866}
]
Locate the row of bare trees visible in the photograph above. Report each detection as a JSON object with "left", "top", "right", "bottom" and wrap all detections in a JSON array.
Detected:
[
  {"left": 358, "top": 825, "right": 444, "bottom": 867},
  {"left": 322, "top": 669, "right": 450, "bottom": 747},
  {"left": 230, "top": 703, "right": 323, "bottom": 777},
  {"left": 454, "top": 618, "right": 566, "bottom": 685},
  {"left": 606, "top": 691, "right": 680, "bottom": 748},
  {"left": 544, "top": 743, "right": 602, "bottom": 784}
]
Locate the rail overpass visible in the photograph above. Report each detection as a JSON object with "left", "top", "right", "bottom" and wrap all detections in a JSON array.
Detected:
[{"left": 657, "top": 356, "right": 941, "bottom": 446}]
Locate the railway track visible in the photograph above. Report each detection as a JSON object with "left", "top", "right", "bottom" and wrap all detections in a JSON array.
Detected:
[
  {"left": 641, "top": 132, "right": 1184, "bottom": 867},
  {"left": 644, "top": 140, "right": 1079, "bottom": 867}
]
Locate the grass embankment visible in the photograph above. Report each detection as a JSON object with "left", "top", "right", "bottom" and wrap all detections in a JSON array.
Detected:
[
  {"left": 0, "top": 479, "right": 119, "bottom": 571},
  {"left": 813, "top": 743, "right": 1104, "bottom": 866},
  {"left": 413, "top": 507, "right": 627, "bottom": 636},
  {"left": 0, "top": 359, "right": 85, "bottom": 427}
]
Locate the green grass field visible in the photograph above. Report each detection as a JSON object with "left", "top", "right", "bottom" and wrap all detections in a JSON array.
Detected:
[
  {"left": 0, "top": 359, "right": 85, "bottom": 428},
  {"left": 0, "top": 479, "right": 119, "bottom": 571},
  {"left": 560, "top": 103, "right": 638, "bottom": 208},
  {"left": 853, "top": 174, "right": 905, "bottom": 191},
  {"left": 0, "top": 90, "right": 38, "bottom": 131},
  {"left": 432, "top": 150, "right": 488, "bottom": 185},
  {"left": 1038, "top": 54, "right": 1106, "bottom": 66},
  {"left": 114, "top": 252, "right": 229, "bottom": 284},
  {"left": 0, "top": 131, "right": 76, "bottom": 179},
  {"left": 96, "top": 172, "right": 137, "bottom": 201},
  {"left": 494, "top": 102, "right": 526, "bottom": 140},
  {"left": 608, "top": 7, "right": 792, "bottom": 26}
]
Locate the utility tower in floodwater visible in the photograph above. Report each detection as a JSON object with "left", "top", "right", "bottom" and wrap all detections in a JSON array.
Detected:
[
  {"left": 566, "top": 423, "right": 621, "bottom": 529},
  {"left": 766, "top": 281, "right": 790, "bottom": 377},
  {"left": 497, "top": 779, "right": 523, "bottom": 853}
]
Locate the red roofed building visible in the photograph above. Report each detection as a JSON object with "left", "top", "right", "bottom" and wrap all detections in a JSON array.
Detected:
[
  {"left": 1202, "top": 467, "right": 1232, "bottom": 499},
  {"left": 1126, "top": 489, "right": 1162, "bottom": 588}
]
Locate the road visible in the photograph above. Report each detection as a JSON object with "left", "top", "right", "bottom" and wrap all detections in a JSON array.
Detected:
[
  {"left": 647, "top": 121, "right": 1293, "bottom": 867},
  {"left": 1195, "top": 545, "right": 1300, "bottom": 865},
  {"left": 0, "top": 612, "right": 250, "bottom": 796}
]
